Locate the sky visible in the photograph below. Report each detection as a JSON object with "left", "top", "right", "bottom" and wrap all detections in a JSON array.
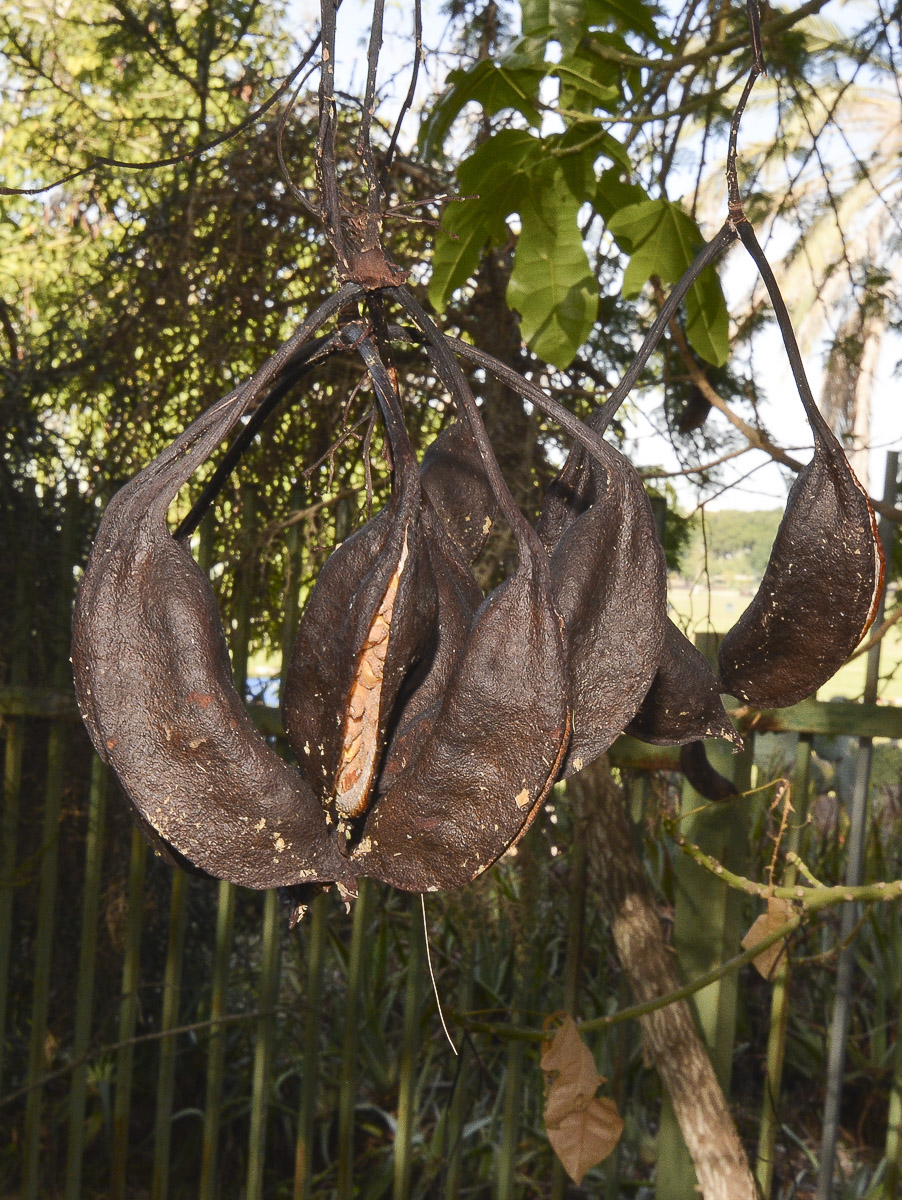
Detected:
[{"left": 286, "top": 0, "right": 901, "bottom": 514}]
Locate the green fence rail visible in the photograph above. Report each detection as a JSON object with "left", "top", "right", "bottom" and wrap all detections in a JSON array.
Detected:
[{"left": 3, "top": 675, "right": 902, "bottom": 1198}]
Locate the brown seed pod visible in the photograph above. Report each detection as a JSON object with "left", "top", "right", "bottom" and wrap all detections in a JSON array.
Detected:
[
  {"left": 376, "top": 426, "right": 492, "bottom": 795},
  {"left": 626, "top": 620, "right": 740, "bottom": 748},
  {"left": 717, "top": 433, "right": 883, "bottom": 707},
  {"left": 280, "top": 443, "right": 438, "bottom": 826},
  {"left": 71, "top": 287, "right": 362, "bottom": 891},
  {"left": 351, "top": 554, "right": 570, "bottom": 890},
  {"left": 679, "top": 741, "right": 739, "bottom": 803},
  {"left": 718, "top": 223, "right": 885, "bottom": 708},
  {"left": 281, "top": 363, "right": 492, "bottom": 833},
  {"left": 536, "top": 442, "right": 667, "bottom": 777},
  {"left": 72, "top": 407, "right": 352, "bottom": 890},
  {"left": 350, "top": 293, "right": 571, "bottom": 891}
]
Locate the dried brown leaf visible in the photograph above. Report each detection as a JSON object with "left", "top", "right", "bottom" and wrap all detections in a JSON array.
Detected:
[
  {"left": 741, "top": 897, "right": 794, "bottom": 980},
  {"left": 542, "top": 1016, "right": 623, "bottom": 1185}
]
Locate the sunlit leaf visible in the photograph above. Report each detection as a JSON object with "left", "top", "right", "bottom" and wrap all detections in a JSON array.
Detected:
[
  {"left": 607, "top": 198, "right": 729, "bottom": 365},
  {"left": 429, "top": 131, "right": 537, "bottom": 310},
  {"left": 507, "top": 166, "right": 596, "bottom": 367},
  {"left": 586, "top": 0, "right": 669, "bottom": 45},
  {"left": 420, "top": 60, "right": 543, "bottom": 159}
]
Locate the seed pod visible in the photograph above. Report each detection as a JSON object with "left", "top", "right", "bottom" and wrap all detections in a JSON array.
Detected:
[
  {"left": 352, "top": 550, "right": 570, "bottom": 891},
  {"left": 417, "top": 419, "right": 497, "bottom": 561},
  {"left": 719, "top": 222, "right": 885, "bottom": 708},
  {"left": 280, "top": 384, "right": 489, "bottom": 830},
  {"left": 717, "top": 425, "right": 883, "bottom": 707},
  {"left": 679, "top": 741, "right": 739, "bottom": 803},
  {"left": 536, "top": 443, "right": 667, "bottom": 777},
  {"left": 280, "top": 466, "right": 438, "bottom": 825},
  {"left": 72, "top": 391, "right": 353, "bottom": 892},
  {"left": 377, "top": 429, "right": 491, "bottom": 795},
  {"left": 626, "top": 620, "right": 740, "bottom": 747},
  {"left": 352, "top": 295, "right": 571, "bottom": 891}
]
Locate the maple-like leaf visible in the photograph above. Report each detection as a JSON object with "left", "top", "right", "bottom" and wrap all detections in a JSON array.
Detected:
[{"left": 541, "top": 1015, "right": 624, "bottom": 1184}]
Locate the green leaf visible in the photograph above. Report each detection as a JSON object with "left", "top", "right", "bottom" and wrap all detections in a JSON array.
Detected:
[
  {"left": 554, "top": 52, "right": 620, "bottom": 111},
  {"left": 521, "top": 0, "right": 588, "bottom": 53},
  {"left": 507, "top": 166, "right": 597, "bottom": 368},
  {"left": 429, "top": 132, "right": 538, "bottom": 311},
  {"left": 586, "top": 0, "right": 669, "bottom": 45},
  {"left": 420, "top": 60, "right": 543, "bottom": 159},
  {"left": 593, "top": 166, "right": 649, "bottom": 222},
  {"left": 607, "top": 199, "right": 729, "bottom": 365},
  {"left": 685, "top": 270, "right": 730, "bottom": 368}
]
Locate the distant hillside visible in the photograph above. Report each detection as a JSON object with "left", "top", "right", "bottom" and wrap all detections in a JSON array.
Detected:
[{"left": 677, "top": 508, "right": 783, "bottom": 584}]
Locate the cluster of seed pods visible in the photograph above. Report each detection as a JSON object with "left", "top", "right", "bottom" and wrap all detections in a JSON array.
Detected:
[{"left": 71, "top": 230, "right": 884, "bottom": 907}]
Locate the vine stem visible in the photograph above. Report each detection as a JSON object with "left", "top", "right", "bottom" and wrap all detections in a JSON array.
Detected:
[{"left": 669, "top": 827, "right": 902, "bottom": 910}]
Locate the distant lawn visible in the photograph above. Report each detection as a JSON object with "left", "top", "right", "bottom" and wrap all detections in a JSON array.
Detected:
[
  {"left": 668, "top": 581, "right": 902, "bottom": 705},
  {"left": 249, "top": 582, "right": 902, "bottom": 708}
]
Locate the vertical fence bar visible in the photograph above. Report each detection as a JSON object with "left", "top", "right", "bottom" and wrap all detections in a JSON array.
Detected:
[
  {"left": 110, "top": 826, "right": 149, "bottom": 1200},
  {"left": 246, "top": 887, "right": 282, "bottom": 1200},
  {"left": 817, "top": 451, "right": 898, "bottom": 1200},
  {"left": 755, "top": 735, "right": 813, "bottom": 1198},
  {"left": 64, "top": 755, "right": 109, "bottom": 1200},
  {"left": 497, "top": 836, "right": 540, "bottom": 1200},
  {"left": 885, "top": 899, "right": 902, "bottom": 1199},
  {"left": 443, "top": 950, "right": 474, "bottom": 1200},
  {"left": 22, "top": 483, "right": 78, "bottom": 1200},
  {"left": 552, "top": 780, "right": 589, "bottom": 1200},
  {"left": 151, "top": 867, "right": 189, "bottom": 1200},
  {"left": 0, "top": 519, "right": 31, "bottom": 1097},
  {"left": 198, "top": 877, "right": 236, "bottom": 1200},
  {"left": 22, "top": 717, "right": 68, "bottom": 1199},
  {"left": 197, "top": 509, "right": 238, "bottom": 1200},
  {"left": 393, "top": 904, "right": 422, "bottom": 1200},
  {"left": 337, "top": 879, "right": 372, "bottom": 1200},
  {"left": 0, "top": 709, "right": 25, "bottom": 1099},
  {"left": 294, "top": 890, "right": 328, "bottom": 1200}
]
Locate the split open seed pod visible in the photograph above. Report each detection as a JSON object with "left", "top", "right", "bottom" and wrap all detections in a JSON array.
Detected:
[
  {"left": 280, "top": 356, "right": 439, "bottom": 828},
  {"left": 349, "top": 293, "right": 572, "bottom": 891}
]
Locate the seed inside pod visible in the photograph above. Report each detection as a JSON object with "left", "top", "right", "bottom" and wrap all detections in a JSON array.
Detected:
[{"left": 334, "top": 533, "right": 410, "bottom": 818}]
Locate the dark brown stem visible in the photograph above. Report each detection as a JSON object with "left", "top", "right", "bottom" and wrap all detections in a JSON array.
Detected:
[
  {"left": 393, "top": 286, "right": 543, "bottom": 561},
  {"left": 384, "top": 0, "right": 422, "bottom": 173},
  {"left": 357, "top": 0, "right": 387, "bottom": 247},
  {"left": 595, "top": 222, "right": 737, "bottom": 433},
  {"left": 316, "top": 0, "right": 349, "bottom": 266},
  {"left": 725, "top": 0, "right": 764, "bottom": 217},
  {"left": 174, "top": 332, "right": 342, "bottom": 540}
]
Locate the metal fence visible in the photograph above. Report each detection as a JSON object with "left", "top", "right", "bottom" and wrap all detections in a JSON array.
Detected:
[{"left": 3, "top": 667, "right": 902, "bottom": 1198}]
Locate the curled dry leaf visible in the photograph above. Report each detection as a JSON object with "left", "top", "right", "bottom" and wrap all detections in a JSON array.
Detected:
[
  {"left": 541, "top": 1015, "right": 624, "bottom": 1185},
  {"left": 741, "top": 897, "right": 794, "bottom": 980}
]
